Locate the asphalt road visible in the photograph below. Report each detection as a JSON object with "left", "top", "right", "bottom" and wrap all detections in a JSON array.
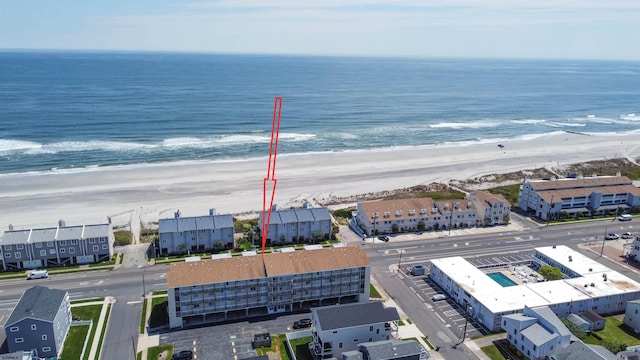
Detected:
[{"left": 0, "top": 217, "right": 636, "bottom": 359}]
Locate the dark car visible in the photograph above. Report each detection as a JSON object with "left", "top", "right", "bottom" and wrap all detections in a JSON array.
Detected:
[
  {"left": 378, "top": 236, "right": 390, "bottom": 242},
  {"left": 172, "top": 350, "right": 194, "bottom": 360},
  {"left": 293, "top": 318, "right": 312, "bottom": 329}
]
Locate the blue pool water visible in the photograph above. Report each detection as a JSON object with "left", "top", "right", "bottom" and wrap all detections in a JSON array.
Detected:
[{"left": 487, "top": 272, "right": 518, "bottom": 287}]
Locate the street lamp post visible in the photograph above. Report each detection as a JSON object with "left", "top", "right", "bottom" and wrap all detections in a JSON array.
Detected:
[
  {"left": 600, "top": 227, "right": 608, "bottom": 258},
  {"left": 139, "top": 265, "right": 146, "bottom": 298},
  {"left": 460, "top": 304, "right": 473, "bottom": 344},
  {"left": 398, "top": 248, "right": 404, "bottom": 269}
]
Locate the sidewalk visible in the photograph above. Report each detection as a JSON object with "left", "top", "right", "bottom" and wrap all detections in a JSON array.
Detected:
[
  {"left": 71, "top": 296, "right": 116, "bottom": 360},
  {"left": 137, "top": 292, "right": 163, "bottom": 360}
]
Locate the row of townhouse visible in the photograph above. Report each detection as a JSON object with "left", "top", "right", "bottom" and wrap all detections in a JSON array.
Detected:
[
  {"left": 517, "top": 174, "right": 640, "bottom": 221},
  {"left": 167, "top": 246, "right": 370, "bottom": 328},
  {"left": 355, "top": 190, "right": 510, "bottom": 236},
  {"left": 1, "top": 223, "right": 114, "bottom": 271},
  {"left": 158, "top": 205, "right": 332, "bottom": 255}
]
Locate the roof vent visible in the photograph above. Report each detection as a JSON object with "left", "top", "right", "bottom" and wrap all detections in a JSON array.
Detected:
[
  {"left": 589, "top": 268, "right": 592, "bottom": 272},
  {"left": 568, "top": 255, "right": 572, "bottom": 262},
  {"left": 58, "top": 219, "right": 66, "bottom": 227},
  {"left": 454, "top": 202, "right": 460, "bottom": 209},
  {"left": 431, "top": 208, "right": 438, "bottom": 214},
  {"left": 372, "top": 212, "right": 379, "bottom": 218},
  {"left": 590, "top": 283, "right": 595, "bottom": 287},
  {"left": 467, "top": 201, "right": 473, "bottom": 208},
  {"left": 209, "top": 208, "right": 216, "bottom": 216},
  {"left": 420, "top": 208, "right": 427, "bottom": 215},
  {"left": 8, "top": 224, "right": 13, "bottom": 231},
  {"left": 408, "top": 209, "right": 415, "bottom": 216},
  {"left": 383, "top": 211, "right": 391, "bottom": 218},
  {"left": 444, "top": 203, "right": 450, "bottom": 210},
  {"left": 395, "top": 210, "right": 402, "bottom": 217},
  {"left": 592, "top": 173, "right": 597, "bottom": 178},
  {"left": 174, "top": 210, "right": 181, "bottom": 218}
]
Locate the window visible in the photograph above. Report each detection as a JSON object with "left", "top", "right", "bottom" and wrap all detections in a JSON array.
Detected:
[
  {"left": 339, "top": 343, "right": 343, "bottom": 348},
  {"left": 102, "top": 244, "right": 108, "bottom": 249},
  {"left": 42, "top": 335, "right": 48, "bottom": 340},
  {"left": 60, "top": 248, "right": 66, "bottom": 253},
  {"left": 93, "top": 245, "right": 99, "bottom": 251},
  {"left": 35, "top": 242, "right": 42, "bottom": 248},
  {"left": 40, "top": 250, "right": 47, "bottom": 257},
  {"left": 9, "top": 327, "right": 18, "bottom": 332},
  {"left": 49, "top": 249, "right": 56, "bottom": 254},
  {"left": 99, "top": 238, "right": 105, "bottom": 243},
  {"left": 60, "top": 240, "right": 66, "bottom": 246},
  {"left": 89, "top": 239, "right": 96, "bottom": 244},
  {"left": 31, "top": 324, "right": 37, "bottom": 330},
  {"left": 15, "top": 338, "right": 24, "bottom": 343},
  {"left": 71, "top": 239, "right": 77, "bottom": 245},
  {"left": 70, "top": 248, "right": 76, "bottom": 254},
  {"left": 369, "top": 326, "right": 373, "bottom": 331},
  {"left": 5, "top": 245, "right": 11, "bottom": 250},
  {"left": 42, "top": 347, "right": 51, "bottom": 352},
  {"left": 47, "top": 241, "right": 54, "bottom": 247},
  {"left": 14, "top": 252, "right": 21, "bottom": 259},
  {"left": 4, "top": 253, "right": 10, "bottom": 258},
  {"left": 16, "top": 244, "right": 24, "bottom": 250}
]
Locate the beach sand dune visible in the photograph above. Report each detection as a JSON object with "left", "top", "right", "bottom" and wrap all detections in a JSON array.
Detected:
[{"left": 1, "top": 132, "right": 639, "bottom": 233}]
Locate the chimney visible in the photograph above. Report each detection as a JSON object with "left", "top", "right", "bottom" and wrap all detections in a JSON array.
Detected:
[
  {"left": 174, "top": 210, "right": 181, "bottom": 218},
  {"left": 58, "top": 219, "right": 66, "bottom": 227},
  {"left": 272, "top": 204, "right": 278, "bottom": 212},
  {"left": 209, "top": 208, "right": 216, "bottom": 216},
  {"left": 302, "top": 202, "right": 309, "bottom": 209},
  {"left": 8, "top": 224, "right": 13, "bottom": 231}
]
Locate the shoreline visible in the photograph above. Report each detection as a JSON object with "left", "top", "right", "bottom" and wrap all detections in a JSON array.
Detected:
[{"left": 1, "top": 132, "right": 640, "bottom": 233}]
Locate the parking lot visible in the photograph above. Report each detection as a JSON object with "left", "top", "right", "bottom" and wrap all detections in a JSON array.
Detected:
[
  {"left": 158, "top": 313, "right": 311, "bottom": 360},
  {"left": 400, "top": 251, "right": 536, "bottom": 340}
]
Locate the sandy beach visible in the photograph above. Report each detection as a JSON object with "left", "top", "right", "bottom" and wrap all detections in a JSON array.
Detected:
[{"left": 1, "top": 132, "right": 639, "bottom": 234}]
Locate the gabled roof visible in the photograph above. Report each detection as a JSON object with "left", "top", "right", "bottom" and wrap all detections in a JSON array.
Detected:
[
  {"left": 359, "top": 339, "right": 422, "bottom": 360},
  {"left": 5, "top": 286, "right": 67, "bottom": 327},
  {"left": 313, "top": 301, "right": 399, "bottom": 331},
  {"left": 527, "top": 306, "right": 571, "bottom": 337},
  {"left": 521, "top": 323, "right": 556, "bottom": 346},
  {"left": 580, "top": 310, "right": 605, "bottom": 323},
  {"left": 158, "top": 214, "right": 234, "bottom": 233},
  {"left": 526, "top": 176, "right": 632, "bottom": 191},
  {"left": 552, "top": 341, "right": 616, "bottom": 360}
]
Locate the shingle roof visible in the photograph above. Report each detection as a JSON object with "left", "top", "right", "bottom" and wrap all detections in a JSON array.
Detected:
[
  {"left": 167, "top": 246, "right": 370, "bottom": 288},
  {"left": 360, "top": 339, "right": 422, "bottom": 360},
  {"left": 159, "top": 214, "right": 234, "bottom": 233},
  {"left": 528, "top": 306, "right": 571, "bottom": 337},
  {"left": 471, "top": 190, "right": 511, "bottom": 208},
  {"left": 360, "top": 198, "right": 439, "bottom": 219},
  {"left": 527, "top": 176, "right": 632, "bottom": 191},
  {"left": 83, "top": 224, "right": 110, "bottom": 239},
  {"left": 0, "top": 230, "right": 31, "bottom": 246},
  {"left": 29, "top": 228, "right": 58, "bottom": 243},
  {"left": 521, "top": 323, "right": 556, "bottom": 346},
  {"left": 552, "top": 341, "right": 617, "bottom": 360},
  {"left": 313, "top": 301, "right": 399, "bottom": 331},
  {"left": 5, "top": 286, "right": 67, "bottom": 327}
]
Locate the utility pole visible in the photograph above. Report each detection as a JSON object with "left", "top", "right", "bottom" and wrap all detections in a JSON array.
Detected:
[
  {"left": 460, "top": 304, "right": 472, "bottom": 344},
  {"left": 448, "top": 204, "right": 454, "bottom": 236},
  {"left": 398, "top": 248, "right": 404, "bottom": 269},
  {"left": 600, "top": 227, "right": 607, "bottom": 258},
  {"left": 546, "top": 195, "right": 554, "bottom": 227}
]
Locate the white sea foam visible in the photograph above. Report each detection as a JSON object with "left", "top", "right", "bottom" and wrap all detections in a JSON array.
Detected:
[
  {"left": 549, "top": 122, "right": 586, "bottom": 127},
  {"left": 0, "top": 139, "right": 42, "bottom": 152},
  {"left": 510, "top": 119, "right": 546, "bottom": 124},
  {"left": 620, "top": 113, "right": 640, "bottom": 121},
  {"left": 429, "top": 121, "right": 499, "bottom": 129}
]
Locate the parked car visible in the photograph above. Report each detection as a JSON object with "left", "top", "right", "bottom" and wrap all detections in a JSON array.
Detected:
[
  {"left": 619, "top": 214, "right": 633, "bottom": 221},
  {"left": 605, "top": 233, "right": 620, "bottom": 240},
  {"left": 431, "top": 294, "right": 447, "bottom": 302},
  {"left": 622, "top": 232, "right": 634, "bottom": 239},
  {"left": 293, "top": 318, "right": 312, "bottom": 329},
  {"left": 378, "top": 236, "right": 390, "bottom": 242},
  {"left": 172, "top": 350, "right": 194, "bottom": 360}
]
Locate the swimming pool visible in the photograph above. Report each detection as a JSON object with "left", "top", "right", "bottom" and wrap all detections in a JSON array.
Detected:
[{"left": 487, "top": 272, "right": 518, "bottom": 287}]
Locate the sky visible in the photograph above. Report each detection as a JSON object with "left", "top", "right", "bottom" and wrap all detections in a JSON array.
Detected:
[{"left": 1, "top": 0, "right": 639, "bottom": 60}]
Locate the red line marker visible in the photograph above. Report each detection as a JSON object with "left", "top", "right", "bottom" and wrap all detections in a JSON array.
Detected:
[{"left": 261, "top": 97, "right": 283, "bottom": 254}]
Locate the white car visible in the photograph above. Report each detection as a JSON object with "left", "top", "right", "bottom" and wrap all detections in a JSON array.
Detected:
[
  {"left": 605, "top": 233, "right": 620, "bottom": 240},
  {"left": 622, "top": 232, "right": 634, "bottom": 239}
]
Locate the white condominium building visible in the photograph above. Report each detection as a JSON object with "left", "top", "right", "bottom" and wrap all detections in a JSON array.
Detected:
[{"left": 517, "top": 175, "right": 640, "bottom": 221}]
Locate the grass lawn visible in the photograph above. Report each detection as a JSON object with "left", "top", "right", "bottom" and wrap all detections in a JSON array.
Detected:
[
  {"left": 59, "top": 303, "right": 104, "bottom": 360},
  {"left": 148, "top": 298, "right": 169, "bottom": 328},
  {"left": 481, "top": 345, "right": 506, "bottom": 360},
  {"left": 140, "top": 298, "right": 148, "bottom": 333},
  {"left": 60, "top": 325, "right": 90, "bottom": 359},
  {"left": 147, "top": 344, "right": 173, "bottom": 360},
  {"left": 370, "top": 284, "right": 382, "bottom": 298},
  {"left": 289, "top": 336, "right": 313, "bottom": 360},
  {"left": 584, "top": 316, "right": 640, "bottom": 347}
]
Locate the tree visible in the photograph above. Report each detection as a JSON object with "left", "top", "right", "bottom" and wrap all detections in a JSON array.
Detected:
[
  {"left": 538, "top": 266, "right": 563, "bottom": 281},
  {"left": 417, "top": 222, "right": 426, "bottom": 231},
  {"left": 602, "top": 339, "right": 627, "bottom": 354},
  {"left": 391, "top": 224, "right": 400, "bottom": 233},
  {"left": 562, "top": 319, "right": 586, "bottom": 340}
]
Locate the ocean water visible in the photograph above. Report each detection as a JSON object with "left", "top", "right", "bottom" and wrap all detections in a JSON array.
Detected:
[{"left": 1, "top": 51, "right": 639, "bottom": 176}]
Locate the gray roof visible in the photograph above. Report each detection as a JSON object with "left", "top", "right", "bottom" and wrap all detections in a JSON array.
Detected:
[
  {"left": 0, "top": 230, "right": 31, "bottom": 246},
  {"left": 313, "top": 301, "right": 400, "bottom": 331},
  {"left": 159, "top": 214, "right": 234, "bottom": 233},
  {"left": 342, "top": 351, "right": 364, "bottom": 360},
  {"left": 295, "top": 209, "right": 315, "bottom": 222},
  {"left": 56, "top": 226, "right": 83, "bottom": 241},
  {"left": 83, "top": 224, "right": 110, "bottom": 239},
  {"left": 521, "top": 323, "right": 556, "bottom": 346},
  {"left": 566, "top": 313, "right": 589, "bottom": 326},
  {"left": 360, "top": 339, "right": 422, "bottom": 360},
  {"left": 552, "top": 341, "right": 616, "bottom": 360},
  {"left": 0, "top": 351, "right": 36, "bottom": 360},
  {"left": 527, "top": 306, "right": 571, "bottom": 337},
  {"left": 29, "top": 228, "right": 58, "bottom": 243},
  {"left": 5, "top": 286, "right": 68, "bottom": 327},
  {"left": 310, "top": 208, "right": 331, "bottom": 221}
]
